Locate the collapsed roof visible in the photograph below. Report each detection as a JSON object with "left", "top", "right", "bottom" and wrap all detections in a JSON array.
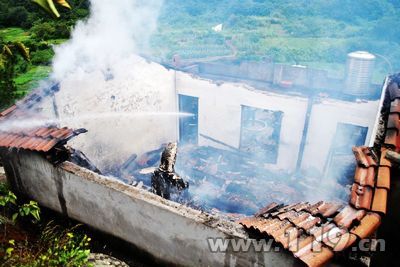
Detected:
[{"left": 237, "top": 75, "right": 400, "bottom": 266}]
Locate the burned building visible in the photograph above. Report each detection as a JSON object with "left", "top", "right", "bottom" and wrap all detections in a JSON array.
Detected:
[{"left": 0, "top": 56, "right": 397, "bottom": 266}]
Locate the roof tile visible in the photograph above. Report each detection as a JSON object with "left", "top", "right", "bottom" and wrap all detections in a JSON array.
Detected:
[
  {"left": 289, "top": 235, "right": 314, "bottom": 253},
  {"left": 0, "top": 105, "right": 17, "bottom": 117},
  {"left": 316, "top": 225, "right": 347, "bottom": 248},
  {"left": 352, "top": 147, "right": 370, "bottom": 167},
  {"left": 380, "top": 148, "right": 392, "bottom": 167},
  {"left": 290, "top": 211, "right": 312, "bottom": 225},
  {"left": 354, "top": 166, "right": 375, "bottom": 187},
  {"left": 376, "top": 166, "right": 390, "bottom": 190},
  {"left": 316, "top": 202, "right": 343, "bottom": 217},
  {"left": 333, "top": 205, "right": 366, "bottom": 229},
  {"left": 305, "top": 201, "right": 324, "bottom": 215},
  {"left": 350, "top": 213, "right": 381, "bottom": 239},
  {"left": 296, "top": 214, "right": 322, "bottom": 231},
  {"left": 276, "top": 226, "right": 301, "bottom": 249},
  {"left": 329, "top": 232, "right": 358, "bottom": 252},
  {"left": 0, "top": 127, "right": 85, "bottom": 152},
  {"left": 350, "top": 184, "right": 373, "bottom": 210},
  {"left": 309, "top": 223, "right": 336, "bottom": 240},
  {"left": 371, "top": 188, "right": 388, "bottom": 214}
]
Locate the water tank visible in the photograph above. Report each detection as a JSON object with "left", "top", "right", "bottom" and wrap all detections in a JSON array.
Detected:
[{"left": 344, "top": 51, "right": 375, "bottom": 96}]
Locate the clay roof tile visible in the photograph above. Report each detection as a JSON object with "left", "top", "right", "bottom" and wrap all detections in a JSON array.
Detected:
[{"left": 350, "top": 213, "right": 381, "bottom": 239}]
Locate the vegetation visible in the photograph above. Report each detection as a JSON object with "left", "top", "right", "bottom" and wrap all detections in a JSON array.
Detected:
[
  {"left": 0, "top": 0, "right": 89, "bottom": 107},
  {"left": 0, "top": 38, "right": 30, "bottom": 109},
  {"left": 0, "top": 182, "right": 92, "bottom": 267},
  {"left": 1, "top": 0, "right": 400, "bottom": 106},
  {"left": 152, "top": 0, "right": 400, "bottom": 82}
]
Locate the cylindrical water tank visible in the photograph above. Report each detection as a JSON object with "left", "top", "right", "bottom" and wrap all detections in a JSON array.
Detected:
[{"left": 344, "top": 51, "right": 375, "bottom": 96}]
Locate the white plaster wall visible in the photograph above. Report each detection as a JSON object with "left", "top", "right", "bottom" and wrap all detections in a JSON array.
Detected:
[
  {"left": 176, "top": 72, "right": 309, "bottom": 173},
  {"left": 2, "top": 149, "right": 297, "bottom": 267},
  {"left": 302, "top": 98, "right": 380, "bottom": 172}
]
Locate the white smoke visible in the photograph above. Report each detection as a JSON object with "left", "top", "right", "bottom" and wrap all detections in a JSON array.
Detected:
[
  {"left": 37, "top": 0, "right": 178, "bottom": 170},
  {"left": 51, "top": 0, "right": 164, "bottom": 81}
]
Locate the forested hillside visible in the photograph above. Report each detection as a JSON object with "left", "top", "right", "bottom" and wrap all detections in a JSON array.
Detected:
[
  {"left": 154, "top": 0, "right": 400, "bottom": 77},
  {"left": 1, "top": 0, "right": 400, "bottom": 105}
]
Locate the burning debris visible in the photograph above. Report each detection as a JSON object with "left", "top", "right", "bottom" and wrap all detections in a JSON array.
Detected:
[{"left": 151, "top": 142, "right": 189, "bottom": 200}]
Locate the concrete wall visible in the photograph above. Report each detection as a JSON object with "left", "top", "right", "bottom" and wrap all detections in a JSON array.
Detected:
[
  {"left": 176, "top": 72, "right": 309, "bottom": 172},
  {"left": 0, "top": 149, "right": 297, "bottom": 267},
  {"left": 302, "top": 98, "right": 379, "bottom": 173},
  {"left": 198, "top": 61, "right": 274, "bottom": 82}
]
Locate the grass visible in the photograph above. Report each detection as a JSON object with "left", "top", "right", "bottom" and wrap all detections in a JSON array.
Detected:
[
  {"left": 14, "top": 65, "right": 52, "bottom": 94},
  {"left": 0, "top": 27, "right": 31, "bottom": 43},
  {"left": 0, "top": 27, "right": 58, "bottom": 97}
]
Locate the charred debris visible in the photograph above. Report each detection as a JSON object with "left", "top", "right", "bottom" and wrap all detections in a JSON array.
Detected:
[{"left": 151, "top": 142, "right": 189, "bottom": 200}]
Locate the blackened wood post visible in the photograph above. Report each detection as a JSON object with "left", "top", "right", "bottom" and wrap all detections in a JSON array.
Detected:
[{"left": 152, "top": 142, "right": 188, "bottom": 199}]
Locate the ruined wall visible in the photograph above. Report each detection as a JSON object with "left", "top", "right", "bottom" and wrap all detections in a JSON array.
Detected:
[
  {"left": 35, "top": 57, "right": 380, "bottom": 176},
  {"left": 302, "top": 98, "right": 379, "bottom": 173},
  {"left": 176, "top": 72, "right": 309, "bottom": 173},
  {"left": 0, "top": 149, "right": 296, "bottom": 267},
  {"left": 175, "top": 71, "right": 380, "bottom": 174}
]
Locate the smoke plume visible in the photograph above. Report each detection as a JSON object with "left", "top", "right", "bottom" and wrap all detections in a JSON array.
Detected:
[{"left": 52, "top": 0, "right": 164, "bottom": 81}]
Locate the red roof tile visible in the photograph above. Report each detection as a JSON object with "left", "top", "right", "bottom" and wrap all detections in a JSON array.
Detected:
[
  {"left": 0, "top": 105, "right": 17, "bottom": 117},
  {"left": 354, "top": 166, "right": 375, "bottom": 187},
  {"left": 330, "top": 232, "right": 357, "bottom": 252},
  {"left": 380, "top": 148, "right": 392, "bottom": 167},
  {"left": 371, "top": 188, "right": 388, "bottom": 214},
  {"left": 350, "top": 184, "right": 373, "bottom": 210},
  {"left": 0, "top": 127, "right": 86, "bottom": 152},
  {"left": 350, "top": 213, "right": 381, "bottom": 239},
  {"left": 316, "top": 202, "right": 343, "bottom": 217},
  {"left": 376, "top": 166, "right": 390, "bottom": 190},
  {"left": 333, "top": 205, "right": 366, "bottom": 229}
]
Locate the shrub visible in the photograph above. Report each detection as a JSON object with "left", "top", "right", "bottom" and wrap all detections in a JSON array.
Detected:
[
  {"left": 30, "top": 22, "right": 56, "bottom": 41},
  {"left": 0, "top": 183, "right": 92, "bottom": 267},
  {"left": 31, "top": 48, "right": 54, "bottom": 65}
]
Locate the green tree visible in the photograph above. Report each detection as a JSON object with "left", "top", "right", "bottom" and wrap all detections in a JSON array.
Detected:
[{"left": 0, "top": 40, "right": 30, "bottom": 109}]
